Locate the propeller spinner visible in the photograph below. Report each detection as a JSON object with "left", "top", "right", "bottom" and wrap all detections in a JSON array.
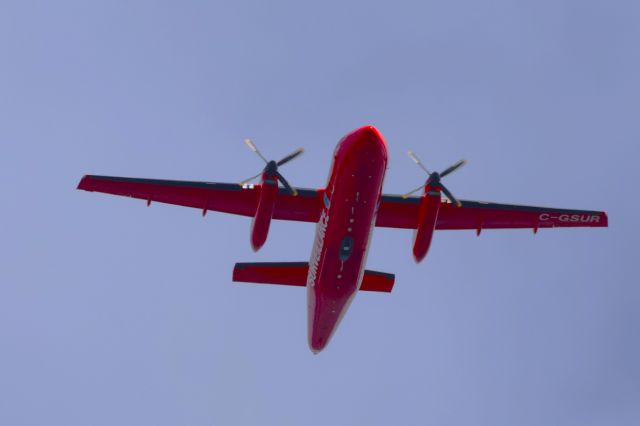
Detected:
[
  {"left": 402, "top": 151, "right": 466, "bottom": 207},
  {"left": 240, "top": 139, "right": 304, "bottom": 196}
]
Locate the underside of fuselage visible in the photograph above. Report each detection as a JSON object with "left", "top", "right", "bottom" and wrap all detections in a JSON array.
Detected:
[{"left": 306, "top": 126, "right": 388, "bottom": 353}]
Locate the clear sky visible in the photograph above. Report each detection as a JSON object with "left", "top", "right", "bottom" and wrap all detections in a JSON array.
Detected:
[{"left": 1, "top": 1, "right": 638, "bottom": 425}]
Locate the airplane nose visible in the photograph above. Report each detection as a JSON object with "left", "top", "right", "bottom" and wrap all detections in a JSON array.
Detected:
[
  {"left": 355, "top": 125, "right": 384, "bottom": 142},
  {"left": 351, "top": 125, "right": 388, "bottom": 156},
  {"left": 332, "top": 125, "right": 388, "bottom": 170}
]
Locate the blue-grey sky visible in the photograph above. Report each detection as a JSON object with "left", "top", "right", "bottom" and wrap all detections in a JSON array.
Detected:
[{"left": 1, "top": 1, "right": 638, "bottom": 425}]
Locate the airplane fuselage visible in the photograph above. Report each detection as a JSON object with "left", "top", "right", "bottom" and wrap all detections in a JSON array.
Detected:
[{"left": 306, "top": 126, "right": 388, "bottom": 353}]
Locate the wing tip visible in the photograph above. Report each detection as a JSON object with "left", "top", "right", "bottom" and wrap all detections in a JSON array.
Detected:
[
  {"left": 600, "top": 211, "right": 609, "bottom": 227},
  {"left": 77, "top": 174, "right": 92, "bottom": 191}
]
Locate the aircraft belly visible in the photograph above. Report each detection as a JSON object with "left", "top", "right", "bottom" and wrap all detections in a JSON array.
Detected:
[{"left": 307, "top": 130, "right": 387, "bottom": 353}]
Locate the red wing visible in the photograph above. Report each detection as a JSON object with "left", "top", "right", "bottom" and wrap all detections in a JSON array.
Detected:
[
  {"left": 376, "top": 194, "right": 608, "bottom": 230},
  {"left": 77, "top": 175, "right": 322, "bottom": 222},
  {"left": 376, "top": 195, "right": 421, "bottom": 228}
]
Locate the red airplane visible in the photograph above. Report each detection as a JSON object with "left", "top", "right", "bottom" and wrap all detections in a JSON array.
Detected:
[{"left": 77, "top": 125, "right": 608, "bottom": 353}]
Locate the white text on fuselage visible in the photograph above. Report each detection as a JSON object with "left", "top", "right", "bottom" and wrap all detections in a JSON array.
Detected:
[
  {"left": 307, "top": 209, "right": 329, "bottom": 287},
  {"left": 538, "top": 213, "right": 600, "bottom": 223}
]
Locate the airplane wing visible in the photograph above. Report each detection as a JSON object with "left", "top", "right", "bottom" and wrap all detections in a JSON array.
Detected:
[
  {"left": 376, "top": 194, "right": 608, "bottom": 231},
  {"left": 77, "top": 175, "right": 323, "bottom": 222},
  {"left": 78, "top": 175, "right": 608, "bottom": 231}
]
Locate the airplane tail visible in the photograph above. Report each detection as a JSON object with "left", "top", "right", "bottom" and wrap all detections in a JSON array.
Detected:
[{"left": 232, "top": 262, "right": 395, "bottom": 293}]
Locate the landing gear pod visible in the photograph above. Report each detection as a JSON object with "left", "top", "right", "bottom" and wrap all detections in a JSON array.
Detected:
[
  {"left": 250, "top": 176, "right": 278, "bottom": 251},
  {"left": 402, "top": 151, "right": 466, "bottom": 263},
  {"left": 238, "top": 139, "right": 304, "bottom": 251},
  {"left": 412, "top": 188, "right": 441, "bottom": 263}
]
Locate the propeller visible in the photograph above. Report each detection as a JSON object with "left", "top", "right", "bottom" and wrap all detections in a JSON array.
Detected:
[
  {"left": 402, "top": 151, "right": 466, "bottom": 207},
  {"left": 239, "top": 139, "right": 304, "bottom": 196}
]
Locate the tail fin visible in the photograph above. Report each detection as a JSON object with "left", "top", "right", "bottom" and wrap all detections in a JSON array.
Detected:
[{"left": 232, "top": 262, "right": 394, "bottom": 293}]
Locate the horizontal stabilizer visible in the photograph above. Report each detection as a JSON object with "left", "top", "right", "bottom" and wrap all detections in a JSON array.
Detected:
[{"left": 233, "top": 262, "right": 394, "bottom": 293}]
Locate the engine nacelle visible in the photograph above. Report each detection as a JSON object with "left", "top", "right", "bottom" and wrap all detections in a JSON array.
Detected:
[
  {"left": 412, "top": 187, "right": 441, "bottom": 263},
  {"left": 250, "top": 175, "right": 278, "bottom": 251}
]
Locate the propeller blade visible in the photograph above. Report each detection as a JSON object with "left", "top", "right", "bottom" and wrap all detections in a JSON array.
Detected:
[
  {"left": 401, "top": 184, "right": 425, "bottom": 199},
  {"left": 408, "top": 150, "right": 431, "bottom": 175},
  {"left": 244, "top": 139, "right": 268, "bottom": 164},
  {"left": 239, "top": 171, "right": 263, "bottom": 186},
  {"left": 275, "top": 171, "right": 298, "bottom": 196},
  {"left": 276, "top": 148, "right": 304, "bottom": 167},
  {"left": 440, "top": 183, "right": 462, "bottom": 207},
  {"left": 440, "top": 159, "right": 466, "bottom": 178}
]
